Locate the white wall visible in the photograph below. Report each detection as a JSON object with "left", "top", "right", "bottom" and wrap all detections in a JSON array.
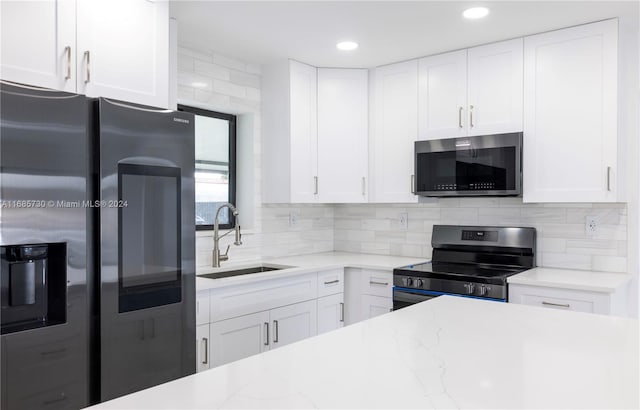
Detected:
[{"left": 177, "top": 46, "right": 333, "bottom": 271}]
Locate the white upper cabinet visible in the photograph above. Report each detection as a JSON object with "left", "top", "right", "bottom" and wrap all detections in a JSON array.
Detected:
[
  {"left": 467, "top": 38, "right": 523, "bottom": 136},
  {"left": 371, "top": 60, "right": 419, "bottom": 203},
  {"left": 289, "top": 61, "right": 319, "bottom": 202},
  {"left": 418, "top": 50, "right": 467, "bottom": 140},
  {"left": 0, "top": 0, "right": 169, "bottom": 108},
  {"left": 317, "top": 68, "right": 369, "bottom": 203},
  {"left": 0, "top": 0, "right": 76, "bottom": 92},
  {"left": 263, "top": 60, "right": 318, "bottom": 203},
  {"left": 418, "top": 39, "right": 523, "bottom": 140},
  {"left": 76, "top": 0, "right": 169, "bottom": 108},
  {"left": 523, "top": 19, "right": 619, "bottom": 203}
]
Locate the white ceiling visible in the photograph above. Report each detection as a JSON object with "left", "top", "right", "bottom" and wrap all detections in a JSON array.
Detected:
[{"left": 170, "top": 1, "right": 638, "bottom": 68}]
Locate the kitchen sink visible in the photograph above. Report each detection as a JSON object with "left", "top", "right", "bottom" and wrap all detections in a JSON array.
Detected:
[{"left": 198, "top": 265, "right": 293, "bottom": 280}]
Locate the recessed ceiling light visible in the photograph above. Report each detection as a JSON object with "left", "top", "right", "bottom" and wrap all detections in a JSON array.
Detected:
[
  {"left": 336, "top": 41, "right": 359, "bottom": 51},
  {"left": 191, "top": 81, "right": 207, "bottom": 88},
  {"left": 463, "top": 7, "right": 490, "bottom": 19}
]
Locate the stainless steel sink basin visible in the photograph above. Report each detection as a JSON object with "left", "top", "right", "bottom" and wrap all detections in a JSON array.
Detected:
[{"left": 198, "top": 265, "right": 292, "bottom": 280}]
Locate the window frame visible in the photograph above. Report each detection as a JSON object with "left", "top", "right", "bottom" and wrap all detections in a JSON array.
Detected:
[{"left": 178, "top": 104, "right": 237, "bottom": 231}]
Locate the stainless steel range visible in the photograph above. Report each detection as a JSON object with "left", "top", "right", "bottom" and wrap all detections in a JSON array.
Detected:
[{"left": 393, "top": 225, "right": 536, "bottom": 309}]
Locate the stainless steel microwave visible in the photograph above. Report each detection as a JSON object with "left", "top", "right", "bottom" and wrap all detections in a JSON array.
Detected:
[{"left": 414, "top": 132, "right": 522, "bottom": 197}]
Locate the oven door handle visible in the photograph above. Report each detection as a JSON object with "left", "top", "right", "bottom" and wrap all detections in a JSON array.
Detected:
[{"left": 393, "top": 289, "right": 436, "bottom": 305}]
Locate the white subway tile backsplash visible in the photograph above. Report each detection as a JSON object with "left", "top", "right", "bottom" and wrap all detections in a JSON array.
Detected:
[
  {"left": 194, "top": 60, "right": 231, "bottom": 81},
  {"left": 230, "top": 70, "right": 260, "bottom": 88},
  {"left": 213, "top": 79, "right": 247, "bottom": 99},
  {"left": 212, "top": 53, "right": 247, "bottom": 71}
]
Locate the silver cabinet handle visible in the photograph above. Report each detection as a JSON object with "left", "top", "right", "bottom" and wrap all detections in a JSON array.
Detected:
[
  {"left": 458, "top": 106, "right": 463, "bottom": 128},
  {"left": 542, "top": 301, "right": 570, "bottom": 308},
  {"left": 264, "top": 322, "right": 269, "bottom": 346},
  {"left": 340, "top": 302, "right": 344, "bottom": 322},
  {"left": 314, "top": 176, "right": 318, "bottom": 195},
  {"left": 469, "top": 105, "right": 474, "bottom": 127},
  {"left": 411, "top": 174, "right": 416, "bottom": 194},
  {"left": 369, "top": 281, "right": 389, "bottom": 286},
  {"left": 202, "top": 337, "right": 208, "bottom": 364},
  {"left": 324, "top": 279, "right": 340, "bottom": 285},
  {"left": 362, "top": 176, "right": 366, "bottom": 195},
  {"left": 64, "top": 46, "right": 71, "bottom": 80},
  {"left": 84, "top": 50, "right": 91, "bottom": 84},
  {"left": 273, "top": 320, "right": 279, "bottom": 343},
  {"left": 607, "top": 166, "right": 611, "bottom": 191}
]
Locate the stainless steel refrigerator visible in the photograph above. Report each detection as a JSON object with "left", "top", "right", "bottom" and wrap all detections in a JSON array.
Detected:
[{"left": 0, "top": 82, "right": 196, "bottom": 409}]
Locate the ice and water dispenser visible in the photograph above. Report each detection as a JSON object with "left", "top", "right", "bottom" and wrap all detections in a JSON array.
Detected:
[{"left": 0, "top": 243, "right": 67, "bottom": 334}]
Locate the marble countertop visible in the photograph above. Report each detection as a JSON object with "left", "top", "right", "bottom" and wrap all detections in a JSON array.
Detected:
[
  {"left": 507, "top": 267, "right": 632, "bottom": 293},
  {"left": 87, "top": 296, "right": 639, "bottom": 409},
  {"left": 196, "top": 252, "right": 428, "bottom": 291}
]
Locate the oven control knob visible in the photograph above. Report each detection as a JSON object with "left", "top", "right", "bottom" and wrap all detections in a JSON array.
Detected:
[
  {"left": 414, "top": 278, "right": 423, "bottom": 288},
  {"left": 479, "top": 285, "right": 487, "bottom": 296},
  {"left": 464, "top": 283, "right": 475, "bottom": 295},
  {"left": 403, "top": 277, "right": 413, "bottom": 287}
]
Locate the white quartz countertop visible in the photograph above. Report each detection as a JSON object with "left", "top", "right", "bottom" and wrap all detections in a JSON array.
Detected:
[
  {"left": 88, "top": 296, "right": 639, "bottom": 409},
  {"left": 196, "top": 252, "right": 427, "bottom": 291},
  {"left": 507, "top": 267, "right": 632, "bottom": 293}
]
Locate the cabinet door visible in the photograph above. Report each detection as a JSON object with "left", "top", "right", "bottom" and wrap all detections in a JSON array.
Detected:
[
  {"left": 289, "top": 60, "right": 319, "bottom": 203},
  {"left": 317, "top": 293, "right": 345, "bottom": 334},
  {"left": 371, "top": 61, "right": 419, "bottom": 203},
  {"left": 418, "top": 50, "right": 467, "bottom": 140},
  {"left": 270, "top": 300, "right": 317, "bottom": 349},
  {"left": 361, "top": 295, "right": 393, "bottom": 320},
  {"left": 76, "top": 0, "right": 169, "bottom": 108},
  {"left": 467, "top": 38, "right": 523, "bottom": 136},
  {"left": 317, "top": 68, "right": 369, "bottom": 203},
  {"left": 0, "top": 0, "right": 76, "bottom": 92},
  {"left": 196, "top": 324, "right": 210, "bottom": 372},
  {"left": 209, "top": 310, "right": 270, "bottom": 368},
  {"left": 523, "top": 19, "right": 618, "bottom": 202}
]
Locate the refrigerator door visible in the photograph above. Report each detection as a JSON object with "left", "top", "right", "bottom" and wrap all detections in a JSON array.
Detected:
[
  {"left": 0, "top": 82, "right": 90, "bottom": 409},
  {"left": 97, "top": 98, "right": 195, "bottom": 401}
]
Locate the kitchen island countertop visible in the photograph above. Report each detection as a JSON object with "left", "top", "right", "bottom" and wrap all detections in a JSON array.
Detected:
[{"left": 87, "top": 296, "right": 639, "bottom": 409}]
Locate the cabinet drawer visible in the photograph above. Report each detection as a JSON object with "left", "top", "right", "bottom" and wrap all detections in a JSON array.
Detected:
[
  {"left": 509, "top": 284, "right": 610, "bottom": 314},
  {"left": 210, "top": 273, "right": 317, "bottom": 322},
  {"left": 360, "top": 269, "right": 393, "bottom": 297},
  {"left": 196, "top": 290, "right": 210, "bottom": 325},
  {"left": 317, "top": 269, "right": 344, "bottom": 297}
]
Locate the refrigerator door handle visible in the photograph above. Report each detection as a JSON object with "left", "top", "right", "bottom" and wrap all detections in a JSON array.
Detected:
[{"left": 102, "top": 98, "right": 174, "bottom": 113}]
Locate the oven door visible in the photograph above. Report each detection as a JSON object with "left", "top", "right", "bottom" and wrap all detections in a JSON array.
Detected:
[
  {"left": 414, "top": 132, "right": 522, "bottom": 197},
  {"left": 393, "top": 288, "right": 441, "bottom": 310}
]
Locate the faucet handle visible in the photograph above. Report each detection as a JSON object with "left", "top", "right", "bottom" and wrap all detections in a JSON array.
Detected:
[{"left": 219, "top": 245, "right": 230, "bottom": 262}]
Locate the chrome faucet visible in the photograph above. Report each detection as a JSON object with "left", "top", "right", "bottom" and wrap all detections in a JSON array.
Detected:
[{"left": 212, "top": 203, "right": 242, "bottom": 267}]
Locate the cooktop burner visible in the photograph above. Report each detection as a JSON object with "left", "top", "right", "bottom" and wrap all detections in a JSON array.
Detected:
[{"left": 397, "top": 261, "right": 527, "bottom": 285}]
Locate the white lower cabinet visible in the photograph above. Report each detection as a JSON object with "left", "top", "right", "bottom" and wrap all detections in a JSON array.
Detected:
[
  {"left": 207, "top": 301, "right": 316, "bottom": 368},
  {"left": 361, "top": 295, "right": 393, "bottom": 320},
  {"left": 270, "top": 300, "right": 317, "bottom": 349},
  {"left": 196, "top": 324, "right": 210, "bottom": 372},
  {"left": 209, "top": 311, "right": 270, "bottom": 368},
  {"left": 508, "top": 284, "right": 626, "bottom": 316},
  {"left": 345, "top": 268, "right": 394, "bottom": 324},
  {"left": 317, "top": 293, "right": 345, "bottom": 334}
]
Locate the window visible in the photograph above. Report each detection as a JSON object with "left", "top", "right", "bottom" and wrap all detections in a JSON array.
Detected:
[{"left": 178, "top": 105, "right": 236, "bottom": 230}]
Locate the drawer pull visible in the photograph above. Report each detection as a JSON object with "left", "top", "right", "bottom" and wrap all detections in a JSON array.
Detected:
[
  {"left": 369, "top": 281, "right": 389, "bottom": 286},
  {"left": 41, "top": 348, "right": 67, "bottom": 356},
  {"left": 324, "top": 279, "right": 340, "bottom": 285},
  {"left": 43, "top": 393, "right": 67, "bottom": 406},
  {"left": 340, "top": 302, "right": 344, "bottom": 322},
  {"left": 264, "top": 322, "right": 269, "bottom": 346},
  {"left": 542, "top": 301, "right": 570, "bottom": 308}
]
